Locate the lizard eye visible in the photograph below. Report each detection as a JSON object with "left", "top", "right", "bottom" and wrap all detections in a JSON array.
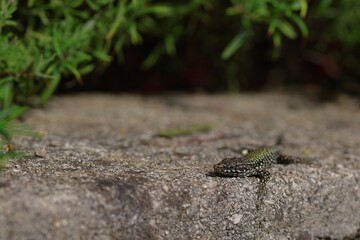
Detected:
[{"left": 241, "top": 148, "right": 250, "bottom": 156}]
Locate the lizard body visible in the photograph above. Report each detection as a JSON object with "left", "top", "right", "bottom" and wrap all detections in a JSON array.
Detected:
[{"left": 213, "top": 146, "right": 281, "bottom": 204}]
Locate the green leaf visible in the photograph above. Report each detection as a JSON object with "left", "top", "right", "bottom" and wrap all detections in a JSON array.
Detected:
[
  {"left": 39, "top": 75, "right": 60, "bottom": 105},
  {"left": 158, "top": 124, "right": 214, "bottom": 138},
  {"left": 63, "top": 62, "right": 82, "bottom": 82},
  {"left": 0, "top": 106, "right": 27, "bottom": 121},
  {"left": 52, "top": 27, "right": 63, "bottom": 58},
  {"left": 85, "top": 0, "right": 100, "bottom": 11},
  {"left": 165, "top": 34, "right": 176, "bottom": 55},
  {"left": 277, "top": 21, "right": 297, "bottom": 39},
  {"left": 106, "top": 1, "right": 126, "bottom": 40},
  {"left": 28, "top": 0, "right": 36, "bottom": 7},
  {"left": 225, "top": 5, "right": 244, "bottom": 16},
  {"left": 290, "top": 14, "right": 309, "bottom": 37},
  {"left": 129, "top": 22, "right": 142, "bottom": 44},
  {"left": 93, "top": 50, "right": 112, "bottom": 62},
  {"left": 0, "top": 78, "right": 12, "bottom": 108},
  {"left": 142, "top": 45, "right": 162, "bottom": 69},
  {"left": 3, "top": 121, "right": 40, "bottom": 137},
  {"left": 268, "top": 19, "right": 278, "bottom": 35},
  {"left": 273, "top": 32, "right": 282, "bottom": 48},
  {"left": 299, "top": 0, "right": 308, "bottom": 18},
  {"left": 221, "top": 32, "right": 248, "bottom": 60},
  {"left": 78, "top": 64, "right": 94, "bottom": 75},
  {"left": 146, "top": 5, "right": 173, "bottom": 16}
]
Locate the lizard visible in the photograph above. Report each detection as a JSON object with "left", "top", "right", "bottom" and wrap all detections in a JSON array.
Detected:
[{"left": 213, "top": 146, "right": 304, "bottom": 207}]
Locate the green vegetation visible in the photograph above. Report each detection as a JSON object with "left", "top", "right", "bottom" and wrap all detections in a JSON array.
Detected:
[
  {"left": 1, "top": 0, "right": 359, "bottom": 162},
  {"left": 0, "top": 106, "right": 29, "bottom": 167},
  {"left": 158, "top": 124, "right": 214, "bottom": 138}
]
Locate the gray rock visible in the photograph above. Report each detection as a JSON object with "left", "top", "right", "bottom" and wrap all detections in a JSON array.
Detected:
[{"left": 1, "top": 93, "right": 360, "bottom": 240}]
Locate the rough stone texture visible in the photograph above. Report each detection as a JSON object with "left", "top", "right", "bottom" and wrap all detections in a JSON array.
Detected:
[{"left": 0, "top": 93, "right": 360, "bottom": 240}]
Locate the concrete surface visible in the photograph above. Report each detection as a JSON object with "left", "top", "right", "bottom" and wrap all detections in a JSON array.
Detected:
[{"left": 0, "top": 93, "right": 359, "bottom": 239}]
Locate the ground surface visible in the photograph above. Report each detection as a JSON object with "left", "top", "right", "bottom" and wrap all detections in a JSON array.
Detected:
[{"left": 0, "top": 93, "right": 360, "bottom": 240}]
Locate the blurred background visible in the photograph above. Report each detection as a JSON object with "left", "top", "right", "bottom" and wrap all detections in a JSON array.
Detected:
[
  {"left": 1, "top": 0, "right": 360, "bottom": 99},
  {"left": 0, "top": 0, "right": 360, "bottom": 158}
]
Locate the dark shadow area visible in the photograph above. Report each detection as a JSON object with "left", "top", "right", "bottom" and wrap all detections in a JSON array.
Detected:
[{"left": 57, "top": 37, "right": 360, "bottom": 100}]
